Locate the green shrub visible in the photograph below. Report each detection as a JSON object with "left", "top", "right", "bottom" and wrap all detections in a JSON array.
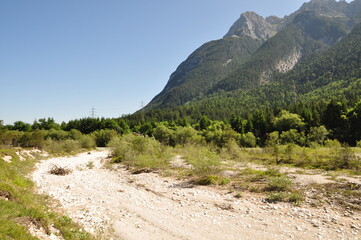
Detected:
[
  {"left": 221, "top": 139, "right": 245, "bottom": 160},
  {"left": 239, "top": 132, "right": 257, "bottom": 148},
  {"left": 266, "top": 131, "right": 280, "bottom": 146},
  {"left": 266, "top": 192, "right": 288, "bottom": 203},
  {"left": 68, "top": 129, "right": 83, "bottom": 140},
  {"left": 287, "top": 191, "right": 304, "bottom": 205},
  {"left": 329, "top": 144, "right": 359, "bottom": 170},
  {"left": 174, "top": 127, "right": 203, "bottom": 146},
  {"left": 46, "top": 129, "right": 68, "bottom": 141},
  {"left": 79, "top": 135, "right": 96, "bottom": 149},
  {"left": 267, "top": 176, "right": 293, "bottom": 192},
  {"left": 108, "top": 134, "right": 170, "bottom": 170},
  {"left": 62, "top": 139, "right": 81, "bottom": 153},
  {"left": 308, "top": 126, "right": 328, "bottom": 145},
  {"left": 92, "top": 129, "right": 118, "bottom": 147},
  {"left": 273, "top": 110, "right": 305, "bottom": 132},
  {"left": 181, "top": 145, "right": 221, "bottom": 176},
  {"left": 266, "top": 191, "right": 304, "bottom": 204},
  {"left": 264, "top": 168, "right": 282, "bottom": 177},
  {"left": 196, "top": 175, "right": 230, "bottom": 185},
  {"left": 324, "top": 139, "right": 341, "bottom": 148},
  {"left": 153, "top": 125, "right": 174, "bottom": 146},
  {"left": 280, "top": 129, "right": 305, "bottom": 145},
  {"left": 43, "top": 139, "right": 82, "bottom": 154}
]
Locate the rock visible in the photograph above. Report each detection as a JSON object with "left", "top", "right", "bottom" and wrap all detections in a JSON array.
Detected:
[{"left": 310, "top": 219, "right": 320, "bottom": 228}]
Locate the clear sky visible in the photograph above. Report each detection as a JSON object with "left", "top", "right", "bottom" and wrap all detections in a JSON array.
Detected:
[{"left": 0, "top": 0, "right": 309, "bottom": 124}]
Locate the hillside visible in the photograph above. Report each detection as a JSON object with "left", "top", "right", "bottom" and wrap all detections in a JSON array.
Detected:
[
  {"left": 147, "top": 36, "right": 262, "bottom": 109},
  {"left": 144, "top": 0, "right": 361, "bottom": 113}
]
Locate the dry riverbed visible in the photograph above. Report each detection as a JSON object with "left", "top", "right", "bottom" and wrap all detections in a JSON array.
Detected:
[{"left": 32, "top": 149, "right": 361, "bottom": 240}]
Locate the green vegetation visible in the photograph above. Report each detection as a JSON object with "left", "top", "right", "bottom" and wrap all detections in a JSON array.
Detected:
[
  {"left": 146, "top": 36, "right": 262, "bottom": 109},
  {"left": 1, "top": 1, "right": 361, "bottom": 219},
  {"left": 0, "top": 148, "right": 94, "bottom": 240}
]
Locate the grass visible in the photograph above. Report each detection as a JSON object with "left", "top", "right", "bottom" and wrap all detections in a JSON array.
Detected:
[
  {"left": 107, "top": 135, "right": 361, "bottom": 208},
  {"left": 0, "top": 148, "right": 95, "bottom": 240},
  {"left": 240, "top": 145, "right": 361, "bottom": 174}
]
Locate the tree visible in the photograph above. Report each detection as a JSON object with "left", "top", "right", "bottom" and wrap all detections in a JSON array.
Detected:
[
  {"left": 273, "top": 110, "right": 305, "bottom": 132},
  {"left": 280, "top": 129, "right": 305, "bottom": 145},
  {"left": 348, "top": 100, "right": 361, "bottom": 144},
  {"left": 13, "top": 121, "right": 32, "bottom": 132},
  {"left": 153, "top": 125, "right": 174, "bottom": 146},
  {"left": 198, "top": 116, "right": 212, "bottom": 130},
  {"left": 308, "top": 126, "right": 328, "bottom": 145},
  {"left": 230, "top": 116, "right": 246, "bottom": 134},
  {"left": 32, "top": 118, "right": 60, "bottom": 130},
  {"left": 239, "top": 132, "right": 257, "bottom": 148},
  {"left": 323, "top": 100, "right": 348, "bottom": 141}
]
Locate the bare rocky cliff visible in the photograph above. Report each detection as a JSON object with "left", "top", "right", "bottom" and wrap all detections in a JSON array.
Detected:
[{"left": 224, "top": 11, "right": 278, "bottom": 41}]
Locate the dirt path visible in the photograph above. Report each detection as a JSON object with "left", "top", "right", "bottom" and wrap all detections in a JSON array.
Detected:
[{"left": 32, "top": 150, "right": 361, "bottom": 240}]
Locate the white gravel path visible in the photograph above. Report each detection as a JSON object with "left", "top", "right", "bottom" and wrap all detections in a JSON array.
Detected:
[{"left": 32, "top": 150, "right": 361, "bottom": 240}]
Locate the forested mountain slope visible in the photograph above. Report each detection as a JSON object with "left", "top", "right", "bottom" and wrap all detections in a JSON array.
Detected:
[
  {"left": 147, "top": 36, "right": 262, "bottom": 109},
  {"left": 143, "top": 0, "right": 361, "bottom": 117}
]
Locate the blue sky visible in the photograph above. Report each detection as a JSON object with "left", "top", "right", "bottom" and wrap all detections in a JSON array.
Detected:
[{"left": 0, "top": 0, "right": 309, "bottom": 124}]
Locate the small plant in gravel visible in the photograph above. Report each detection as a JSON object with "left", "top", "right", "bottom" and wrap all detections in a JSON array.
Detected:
[
  {"left": 196, "top": 175, "right": 230, "bottom": 186},
  {"left": 265, "top": 191, "right": 304, "bottom": 204},
  {"left": 287, "top": 191, "right": 304, "bottom": 205},
  {"left": 234, "top": 192, "right": 243, "bottom": 198},
  {"left": 49, "top": 164, "right": 72, "bottom": 176},
  {"left": 86, "top": 161, "right": 94, "bottom": 169},
  {"left": 266, "top": 176, "right": 293, "bottom": 192},
  {"left": 266, "top": 192, "right": 288, "bottom": 203}
]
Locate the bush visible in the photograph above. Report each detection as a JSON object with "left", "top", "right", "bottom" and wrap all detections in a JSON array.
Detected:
[
  {"left": 62, "top": 139, "right": 81, "bottom": 153},
  {"left": 266, "top": 192, "right": 288, "bottom": 203},
  {"left": 92, "top": 129, "right": 118, "bottom": 147},
  {"left": 239, "top": 132, "right": 257, "bottom": 148},
  {"left": 43, "top": 139, "right": 82, "bottom": 154},
  {"left": 46, "top": 129, "right": 68, "bottom": 141},
  {"left": 180, "top": 145, "right": 221, "bottom": 176},
  {"left": 280, "top": 129, "right": 305, "bottom": 145},
  {"left": 329, "top": 144, "right": 359, "bottom": 170},
  {"left": 0, "top": 130, "right": 23, "bottom": 147},
  {"left": 324, "top": 139, "right": 341, "bottom": 148},
  {"left": 79, "top": 135, "right": 96, "bottom": 149},
  {"left": 203, "top": 124, "right": 240, "bottom": 148},
  {"left": 287, "top": 191, "right": 304, "bottom": 204},
  {"left": 108, "top": 134, "right": 170, "bottom": 170},
  {"left": 356, "top": 140, "right": 361, "bottom": 148},
  {"left": 68, "top": 129, "right": 83, "bottom": 140},
  {"left": 221, "top": 139, "right": 245, "bottom": 160},
  {"left": 267, "top": 176, "right": 293, "bottom": 192},
  {"left": 196, "top": 175, "right": 230, "bottom": 185},
  {"left": 273, "top": 110, "right": 305, "bottom": 132},
  {"left": 174, "top": 127, "right": 203, "bottom": 146},
  {"left": 153, "top": 125, "right": 174, "bottom": 146},
  {"left": 19, "top": 130, "right": 46, "bottom": 148},
  {"left": 266, "top": 131, "right": 280, "bottom": 146},
  {"left": 308, "top": 126, "right": 328, "bottom": 145}
]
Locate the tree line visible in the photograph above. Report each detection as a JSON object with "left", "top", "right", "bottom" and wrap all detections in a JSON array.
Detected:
[{"left": 1, "top": 98, "right": 360, "bottom": 148}]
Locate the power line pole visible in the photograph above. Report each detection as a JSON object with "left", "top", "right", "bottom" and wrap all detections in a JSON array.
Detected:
[{"left": 90, "top": 107, "right": 96, "bottom": 118}]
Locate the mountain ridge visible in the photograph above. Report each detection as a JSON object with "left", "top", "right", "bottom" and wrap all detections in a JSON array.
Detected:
[{"left": 143, "top": 0, "right": 361, "bottom": 114}]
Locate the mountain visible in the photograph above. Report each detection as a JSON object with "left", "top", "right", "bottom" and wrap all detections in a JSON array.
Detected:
[
  {"left": 146, "top": 12, "right": 272, "bottom": 109},
  {"left": 143, "top": 0, "right": 361, "bottom": 118},
  {"left": 224, "top": 11, "right": 278, "bottom": 40},
  {"left": 148, "top": 36, "right": 262, "bottom": 109}
]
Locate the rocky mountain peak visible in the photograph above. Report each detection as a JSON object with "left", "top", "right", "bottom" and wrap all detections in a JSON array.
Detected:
[
  {"left": 295, "top": 0, "right": 350, "bottom": 18},
  {"left": 224, "top": 11, "right": 278, "bottom": 41}
]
